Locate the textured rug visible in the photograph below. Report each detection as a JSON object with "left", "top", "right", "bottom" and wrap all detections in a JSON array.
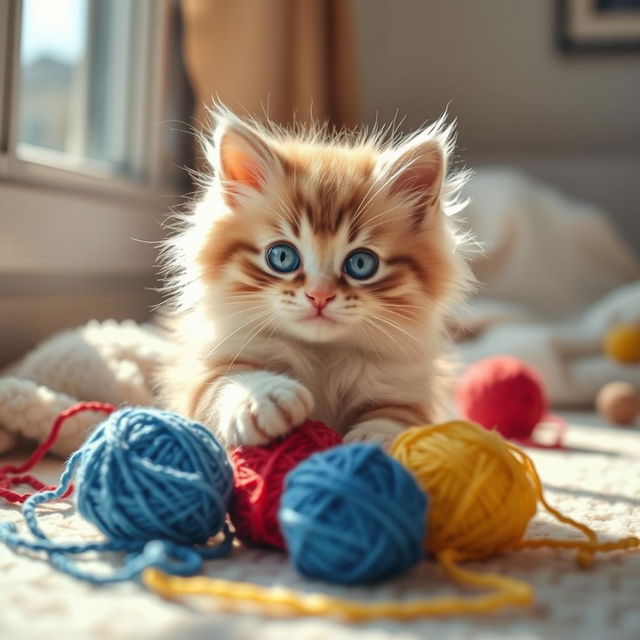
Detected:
[{"left": 1, "top": 412, "right": 638, "bottom": 640}]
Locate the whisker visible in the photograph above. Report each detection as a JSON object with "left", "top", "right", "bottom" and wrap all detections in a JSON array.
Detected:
[
  {"left": 361, "top": 317, "right": 412, "bottom": 357},
  {"left": 223, "top": 313, "right": 276, "bottom": 373},
  {"left": 260, "top": 316, "right": 284, "bottom": 359},
  {"left": 371, "top": 313, "right": 423, "bottom": 346},
  {"left": 358, "top": 320, "right": 384, "bottom": 366},
  {"left": 379, "top": 305, "right": 426, "bottom": 323},
  {"left": 203, "top": 311, "right": 273, "bottom": 361},
  {"left": 211, "top": 296, "right": 267, "bottom": 308},
  {"left": 381, "top": 301, "right": 430, "bottom": 311},
  {"left": 212, "top": 305, "right": 270, "bottom": 320}
]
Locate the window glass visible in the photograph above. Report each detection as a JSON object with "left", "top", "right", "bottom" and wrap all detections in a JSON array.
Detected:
[{"left": 17, "top": 0, "right": 141, "bottom": 176}]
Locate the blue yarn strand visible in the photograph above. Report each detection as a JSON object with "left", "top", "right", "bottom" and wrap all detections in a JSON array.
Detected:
[{"left": 0, "top": 407, "right": 235, "bottom": 584}]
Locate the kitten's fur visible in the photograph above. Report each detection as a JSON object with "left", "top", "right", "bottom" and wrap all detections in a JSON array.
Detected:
[{"left": 158, "top": 108, "right": 472, "bottom": 448}]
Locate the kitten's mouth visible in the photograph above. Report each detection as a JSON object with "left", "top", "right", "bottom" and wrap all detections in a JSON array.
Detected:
[{"left": 300, "top": 311, "right": 339, "bottom": 325}]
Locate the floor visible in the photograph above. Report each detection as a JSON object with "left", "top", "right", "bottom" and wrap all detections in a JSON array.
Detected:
[{"left": 1, "top": 412, "right": 639, "bottom": 640}]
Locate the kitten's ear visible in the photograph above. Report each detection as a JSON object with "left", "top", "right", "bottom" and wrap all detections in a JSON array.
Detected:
[
  {"left": 377, "top": 124, "right": 450, "bottom": 226},
  {"left": 208, "top": 112, "right": 282, "bottom": 207}
]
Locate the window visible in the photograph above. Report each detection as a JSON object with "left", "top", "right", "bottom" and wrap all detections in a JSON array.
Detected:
[
  {"left": 0, "top": 0, "right": 175, "bottom": 193},
  {"left": 0, "top": 0, "right": 188, "bottom": 342},
  {"left": 18, "top": 0, "right": 90, "bottom": 160}
]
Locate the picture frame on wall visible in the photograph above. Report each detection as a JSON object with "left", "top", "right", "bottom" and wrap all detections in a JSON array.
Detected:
[{"left": 557, "top": 0, "right": 640, "bottom": 51}]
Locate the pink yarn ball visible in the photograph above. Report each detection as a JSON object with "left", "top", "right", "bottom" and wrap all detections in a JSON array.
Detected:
[{"left": 456, "top": 356, "right": 547, "bottom": 439}]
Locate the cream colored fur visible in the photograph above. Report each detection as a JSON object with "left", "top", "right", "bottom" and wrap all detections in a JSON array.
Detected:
[{"left": 159, "top": 108, "right": 473, "bottom": 448}]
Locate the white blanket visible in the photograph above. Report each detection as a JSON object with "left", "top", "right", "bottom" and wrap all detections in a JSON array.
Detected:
[
  {"left": 453, "top": 169, "right": 640, "bottom": 408},
  {"left": 0, "top": 320, "right": 173, "bottom": 455}
]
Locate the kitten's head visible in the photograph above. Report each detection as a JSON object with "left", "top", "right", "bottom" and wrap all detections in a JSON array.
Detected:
[{"left": 167, "top": 108, "right": 472, "bottom": 352}]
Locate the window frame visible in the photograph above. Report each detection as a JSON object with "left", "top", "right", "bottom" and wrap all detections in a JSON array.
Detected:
[
  {"left": 0, "top": 0, "right": 174, "bottom": 201},
  {"left": 0, "top": 0, "right": 15, "bottom": 171}
]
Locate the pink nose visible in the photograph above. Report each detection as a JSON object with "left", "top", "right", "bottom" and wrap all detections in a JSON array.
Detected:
[{"left": 305, "top": 290, "right": 336, "bottom": 310}]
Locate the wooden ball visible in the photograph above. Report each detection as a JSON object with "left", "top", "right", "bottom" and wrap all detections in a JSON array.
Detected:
[
  {"left": 603, "top": 324, "right": 640, "bottom": 364},
  {"left": 596, "top": 382, "right": 640, "bottom": 426}
]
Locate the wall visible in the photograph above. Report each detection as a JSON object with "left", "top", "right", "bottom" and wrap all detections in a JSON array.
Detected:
[
  {"left": 0, "top": 181, "right": 165, "bottom": 366},
  {"left": 356, "top": 0, "right": 640, "bottom": 253}
]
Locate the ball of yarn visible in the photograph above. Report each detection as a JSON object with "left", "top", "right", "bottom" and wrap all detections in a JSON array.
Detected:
[
  {"left": 229, "top": 420, "right": 342, "bottom": 549},
  {"left": 279, "top": 443, "right": 427, "bottom": 584},
  {"left": 603, "top": 324, "right": 640, "bottom": 364},
  {"left": 390, "top": 421, "right": 537, "bottom": 559},
  {"left": 596, "top": 381, "right": 640, "bottom": 426},
  {"left": 77, "top": 407, "right": 233, "bottom": 545},
  {"left": 456, "top": 356, "right": 547, "bottom": 439}
]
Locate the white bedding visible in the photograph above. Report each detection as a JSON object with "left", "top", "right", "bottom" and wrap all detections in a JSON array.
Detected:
[{"left": 453, "top": 169, "right": 640, "bottom": 407}]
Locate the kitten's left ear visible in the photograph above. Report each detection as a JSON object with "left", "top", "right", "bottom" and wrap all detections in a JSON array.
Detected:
[
  {"left": 377, "top": 125, "right": 450, "bottom": 226},
  {"left": 208, "top": 111, "right": 283, "bottom": 207}
]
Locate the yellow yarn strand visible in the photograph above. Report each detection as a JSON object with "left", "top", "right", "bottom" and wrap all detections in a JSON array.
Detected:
[
  {"left": 142, "top": 420, "right": 638, "bottom": 620},
  {"left": 143, "top": 557, "right": 533, "bottom": 621},
  {"left": 511, "top": 444, "right": 639, "bottom": 566}
]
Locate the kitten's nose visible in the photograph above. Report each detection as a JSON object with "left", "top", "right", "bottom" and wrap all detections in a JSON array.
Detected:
[{"left": 305, "top": 289, "right": 336, "bottom": 310}]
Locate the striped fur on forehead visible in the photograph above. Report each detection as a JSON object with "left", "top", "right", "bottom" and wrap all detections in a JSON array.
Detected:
[{"left": 278, "top": 149, "right": 375, "bottom": 238}]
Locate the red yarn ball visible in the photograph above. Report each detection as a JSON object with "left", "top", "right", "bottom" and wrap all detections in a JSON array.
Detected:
[
  {"left": 229, "top": 420, "right": 342, "bottom": 549},
  {"left": 455, "top": 356, "right": 547, "bottom": 439}
]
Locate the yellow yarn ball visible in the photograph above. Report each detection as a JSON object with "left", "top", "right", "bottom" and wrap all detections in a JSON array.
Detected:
[
  {"left": 603, "top": 324, "right": 640, "bottom": 364},
  {"left": 390, "top": 421, "right": 538, "bottom": 560}
]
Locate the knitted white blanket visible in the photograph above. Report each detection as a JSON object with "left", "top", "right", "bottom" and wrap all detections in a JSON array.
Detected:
[
  {"left": 1, "top": 413, "right": 639, "bottom": 640},
  {"left": 0, "top": 320, "right": 173, "bottom": 456}
]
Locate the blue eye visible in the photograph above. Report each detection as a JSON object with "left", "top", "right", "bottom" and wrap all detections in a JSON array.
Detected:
[
  {"left": 266, "top": 243, "right": 300, "bottom": 273},
  {"left": 344, "top": 250, "right": 379, "bottom": 280}
]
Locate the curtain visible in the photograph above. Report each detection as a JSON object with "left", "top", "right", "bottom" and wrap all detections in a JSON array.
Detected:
[{"left": 181, "top": 0, "right": 361, "bottom": 130}]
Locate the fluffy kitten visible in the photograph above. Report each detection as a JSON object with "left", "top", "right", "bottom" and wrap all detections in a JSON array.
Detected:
[{"left": 158, "top": 108, "right": 472, "bottom": 448}]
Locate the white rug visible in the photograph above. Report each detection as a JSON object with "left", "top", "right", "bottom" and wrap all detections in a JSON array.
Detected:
[{"left": 1, "top": 412, "right": 639, "bottom": 640}]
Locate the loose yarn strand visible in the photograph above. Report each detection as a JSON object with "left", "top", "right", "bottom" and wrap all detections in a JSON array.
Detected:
[
  {"left": 435, "top": 549, "right": 533, "bottom": 611},
  {"left": 512, "top": 444, "right": 640, "bottom": 566},
  {"left": 0, "top": 401, "right": 114, "bottom": 503},
  {"left": 143, "top": 558, "right": 533, "bottom": 621}
]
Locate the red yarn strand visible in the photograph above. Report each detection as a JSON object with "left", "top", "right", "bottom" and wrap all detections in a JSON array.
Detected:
[
  {"left": 0, "top": 401, "right": 115, "bottom": 503},
  {"left": 512, "top": 413, "right": 567, "bottom": 450}
]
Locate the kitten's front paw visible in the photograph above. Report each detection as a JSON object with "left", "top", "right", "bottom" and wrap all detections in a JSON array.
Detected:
[
  {"left": 217, "top": 372, "right": 314, "bottom": 446},
  {"left": 343, "top": 419, "right": 405, "bottom": 451}
]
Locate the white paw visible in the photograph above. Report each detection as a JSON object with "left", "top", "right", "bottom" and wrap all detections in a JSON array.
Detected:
[
  {"left": 216, "top": 372, "right": 314, "bottom": 446},
  {"left": 343, "top": 419, "right": 405, "bottom": 451}
]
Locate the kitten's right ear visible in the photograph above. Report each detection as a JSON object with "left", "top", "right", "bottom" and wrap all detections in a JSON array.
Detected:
[{"left": 207, "top": 112, "right": 282, "bottom": 207}]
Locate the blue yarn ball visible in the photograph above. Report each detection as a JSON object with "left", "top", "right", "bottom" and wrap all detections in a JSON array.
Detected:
[
  {"left": 76, "top": 407, "right": 233, "bottom": 546},
  {"left": 278, "top": 443, "right": 428, "bottom": 584}
]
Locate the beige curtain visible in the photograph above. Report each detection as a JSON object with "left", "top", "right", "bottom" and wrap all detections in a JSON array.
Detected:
[{"left": 181, "top": 0, "right": 361, "bottom": 130}]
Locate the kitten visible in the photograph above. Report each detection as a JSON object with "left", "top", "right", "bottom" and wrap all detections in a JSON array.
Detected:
[{"left": 158, "top": 107, "right": 473, "bottom": 449}]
